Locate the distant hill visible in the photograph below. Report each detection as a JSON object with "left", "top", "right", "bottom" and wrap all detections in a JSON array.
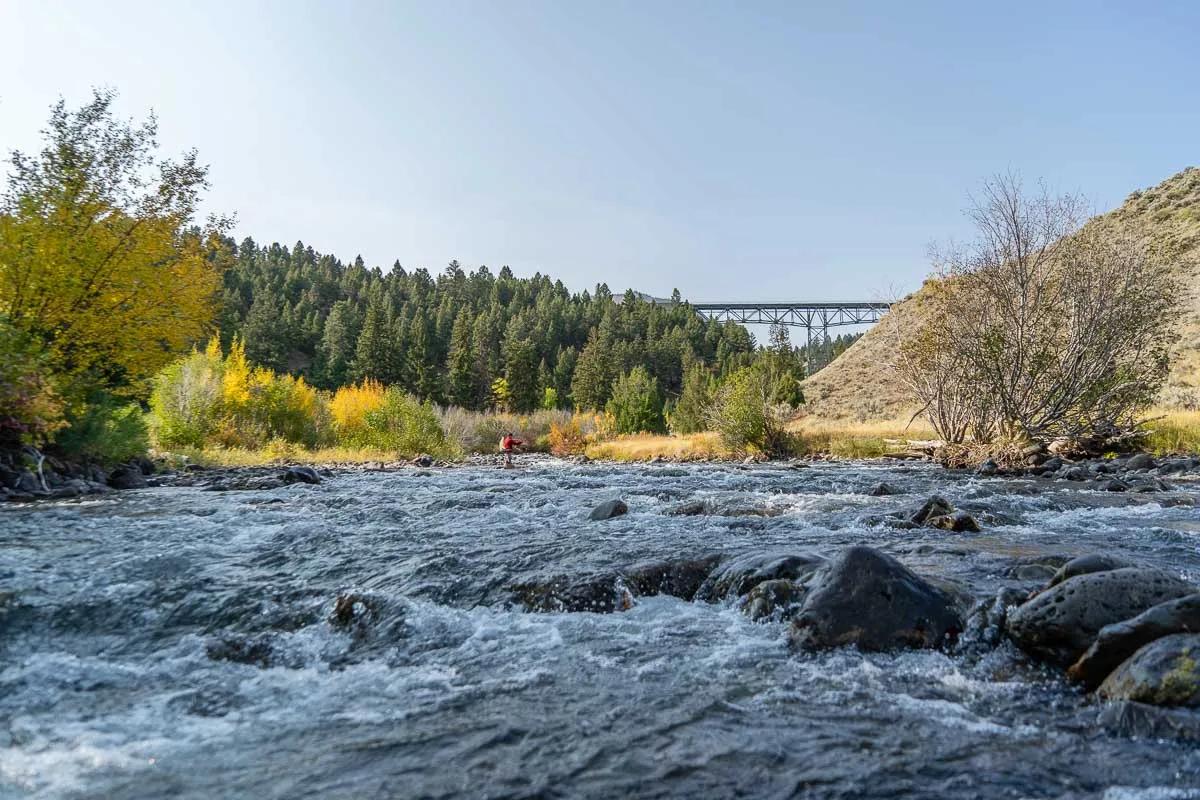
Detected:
[{"left": 802, "top": 167, "right": 1200, "bottom": 421}]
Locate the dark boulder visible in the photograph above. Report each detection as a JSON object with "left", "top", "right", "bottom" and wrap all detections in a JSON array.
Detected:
[
  {"left": 0, "top": 463, "right": 19, "bottom": 489},
  {"left": 743, "top": 579, "right": 805, "bottom": 622},
  {"left": 1069, "top": 594, "right": 1200, "bottom": 690},
  {"left": 1099, "top": 633, "right": 1200, "bottom": 707},
  {"left": 1046, "top": 554, "right": 1132, "bottom": 589},
  {"left": 282, "top": 466, "right": 321, "bottom": 485},
  {"left": 866, "top": 482, "right": 901, "bottom": 497},
  {"left": 412, "top": 454, "right": 434, "bottom": 468},
  {"left": 108, "top": 464, "right": 148, "bottom": 490},
  {"left": 925, "top": 511, "right": 981, "bottom": 533},
  {"left": 1007, "top": 568, "right": 1195, "bottom": 666},
  {"left": 621, "top": 555, "right": 724, "bottom": 601},
  {"left": 789, "top": 546, "right": 964, "bottom": 651},
  {"left": 977, "top": 458, "right": 999, "bottom": 476},
  {"left": 510, "top": 574, "right": 632, "bottom": 613},
  {"left": 911, "top": 495, "right": 953, "bottom": 525},
  {"left": 589, "top": 498, "right": 628, "bottom": 521},
  {"left": 696, "top": 551, "right": 825, "bottom": 602},
  {"left": 134, "top": 455, "right": 156, "bottom": 475},
  {"left": 1099, "top": 478, "right": 1128, "bottom": 492}
]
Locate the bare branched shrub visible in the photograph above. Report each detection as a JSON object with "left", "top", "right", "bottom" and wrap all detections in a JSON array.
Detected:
[{"left": 899, "top": 173, "right": 1181, "bottom": 445}]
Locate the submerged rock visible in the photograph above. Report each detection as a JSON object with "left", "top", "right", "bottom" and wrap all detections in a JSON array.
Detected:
[
  {"left": 867, "top": 482, "right": 901, "bottom": 497},
  {"left": 789, "top": 546, "right": 963, "bottom": 651},
  {"left": 1098, "top": 700, "right": 1200, "bottom": 741},
  {"left": 282, "top": 466, "right": 322, "bottom": 485},
  {"left": 589, "top": 498, "right": 628, "bottom": 521},
  {"left": 1007, "top": 568, "right": 1195, "bottom": 666},
  {"left": 621, "top": 555, "right": 723, "bottom": 601},
  {"left": 696, "top": 551, "right": 825, "bottom": 602},
  {"left": 1069, "top": 594, "right": 1200, "bottom": 690},
  {"left": 963, "top": 586, "right": 1029, "bottom": 650},
  {"left": 664, "top": 499, "right": 708, "bottom": 516},
  {"left": 742, "top": 579, "right": 805, "bottom": 622},
  {"left": 510, "top": 574, "right": 632, "bottom": 613},
  {"left": 910, "top": 495, "right": 954, "bottom": 525},
  {"left": 924, "top": 511, "right": 981, "bottom": 533},
  {"left": 1099, "top": 633, "right": 1200, "bottom": 707},
  {"left": 206, "top": 634, "right": 275, "bottom": 668}
]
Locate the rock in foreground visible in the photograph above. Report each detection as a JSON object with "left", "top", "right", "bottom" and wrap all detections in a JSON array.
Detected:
[
  {"left": 1069, "top": 594, "right": 1200, "bottom": 690},
  {"left": 789, "top": 546, "right": 963, "bottom": 651},
  {"left": 1007, "top": 568, "right": 1194, "bottom": 666},
  {"left": 1099, "top": 633, "right": 1200, "bottom": 707}
]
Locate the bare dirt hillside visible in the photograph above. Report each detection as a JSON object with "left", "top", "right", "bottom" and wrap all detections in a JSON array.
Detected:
[{"left": 802, "top": 167, "right": 1200, "bottom": 421}]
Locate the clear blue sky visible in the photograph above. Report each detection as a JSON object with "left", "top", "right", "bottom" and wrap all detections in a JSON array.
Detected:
[{"left": 2, "top": 1, "right": 1197, "bottom": 303}]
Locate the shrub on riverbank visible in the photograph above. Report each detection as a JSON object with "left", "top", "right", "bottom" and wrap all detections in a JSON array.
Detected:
[{"left": 150, "top": 337, "right": 329, "bottom": 450}]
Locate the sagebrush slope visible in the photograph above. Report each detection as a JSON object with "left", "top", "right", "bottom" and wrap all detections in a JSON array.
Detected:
[{"left": 802, "top": 168, "right": 1200, "bottom": 421}]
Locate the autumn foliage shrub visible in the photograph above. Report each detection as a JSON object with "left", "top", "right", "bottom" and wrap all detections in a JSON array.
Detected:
[
  {"left": 329, "top": 379, "right": 386, "bottom": 446},
  {"left": 548, "top": 417, "right": 587, "bottom": 455},
  {"left": 150, "top": 336, "right": 328, "bottom": 450}
]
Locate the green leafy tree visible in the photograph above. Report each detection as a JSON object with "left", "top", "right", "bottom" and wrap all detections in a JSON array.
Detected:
[
  {"left": 669, "top": 362, "right": 715, "bottom": 434},
  {"left": 705, "top": 365, "right": 795, "bottom": 456},
  {"left": 606, "top": 366, "right": 666, "bottom": 434}
]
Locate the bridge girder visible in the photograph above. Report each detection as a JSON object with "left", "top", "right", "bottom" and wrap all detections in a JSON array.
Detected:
[
  {"left": 690, "top": 302, "right": 889, "bottom": 328},
  {"left": 688, "top": 301, "right": 890, "bottom": 372}
]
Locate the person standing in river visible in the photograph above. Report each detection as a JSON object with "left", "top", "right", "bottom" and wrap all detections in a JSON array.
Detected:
[{"left": 500, "top": 432, "right": 524, "bottom": 468}]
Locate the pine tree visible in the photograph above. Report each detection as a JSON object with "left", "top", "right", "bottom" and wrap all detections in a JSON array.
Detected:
[
  {"left": 446, "top": 310, "right": 476, "bottom": 408},
  {"left": 504, "top": 337, "right": 539, "bottom": 412},
  {"left": 352, "top": 299, "right": 395, "bottom": 383}
]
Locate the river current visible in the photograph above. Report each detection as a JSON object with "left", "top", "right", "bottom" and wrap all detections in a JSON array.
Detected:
[{"left": 2, "top": 459, "right": 1200, "bottom": 799}]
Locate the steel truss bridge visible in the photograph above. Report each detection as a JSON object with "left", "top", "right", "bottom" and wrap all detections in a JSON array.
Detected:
[{"left": 688, "top": 301, "right": 891, "bottom": 371}]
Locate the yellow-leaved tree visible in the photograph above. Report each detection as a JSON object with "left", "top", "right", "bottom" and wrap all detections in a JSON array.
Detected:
[{"left": 0, "top": 89, "right": 228, "bottom": 404}]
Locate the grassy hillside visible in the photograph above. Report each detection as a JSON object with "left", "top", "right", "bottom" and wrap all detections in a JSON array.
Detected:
[{"left": 802, "top": 167, "right": 1200, "bottom": 422}]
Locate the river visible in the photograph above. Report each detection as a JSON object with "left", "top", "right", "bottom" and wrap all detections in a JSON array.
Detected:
[{"left": 2, "top": 459, "right": 1199, "bottom": 799}]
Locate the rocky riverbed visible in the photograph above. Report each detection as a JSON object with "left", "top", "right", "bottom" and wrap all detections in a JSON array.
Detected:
[{"left": 3, "top": 457, "right": 1200, "bottom": 798}]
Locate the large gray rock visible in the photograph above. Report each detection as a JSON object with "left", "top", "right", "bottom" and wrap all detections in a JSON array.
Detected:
[
  {"left": 1069, "top": 594, "right": 1200, "bottom": 690},
  {"left": 1046, "top": 554, "right": 1132, "bottom": 589},
  {"left": 589, "top": 499, "right": 628, "bottom": 521},
  {"left": 1007, "top": 568, "right": 1195, "bottom": 666},
  {"left": 789, "top": 546, "right": 964, "bottom": 651},
  {"left": 696, "top": 551, "right": 825, "bottom": 602},
  {"left": 1099, "top": 633, "right": 1200, "bottom": 707}
]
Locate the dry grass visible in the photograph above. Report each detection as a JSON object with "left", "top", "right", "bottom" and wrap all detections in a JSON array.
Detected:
[
  {"left": 585, "top": 432, "right": 725, "bottom": 462},
  {"left": 788, "top": 414, "right": 938, "bottom": 458},
  {"left": 1142, "top": 409, "right": 1200, "bottom": 455},
  {"left": 158, "top": 444, "right": 412, "bottom": 468}
]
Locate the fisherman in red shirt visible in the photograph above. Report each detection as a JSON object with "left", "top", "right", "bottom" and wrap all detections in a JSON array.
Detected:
[{"left": 500, "top": 431, "right": 524, "bottom": 468}]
